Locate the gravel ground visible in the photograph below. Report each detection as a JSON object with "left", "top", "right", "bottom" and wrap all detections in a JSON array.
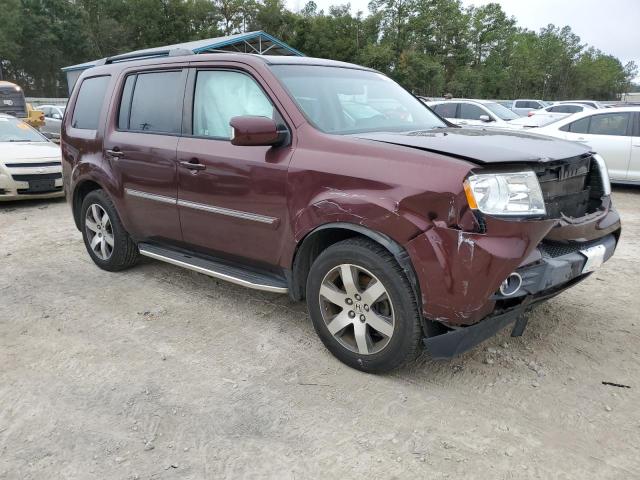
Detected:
[{"left": 1, "top": 188, "right": 639, "bottom": 479}]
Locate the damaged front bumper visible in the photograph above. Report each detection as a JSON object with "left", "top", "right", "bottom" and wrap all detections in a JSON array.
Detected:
[
  {"left": 423, "top": 233, "right": 617, "bottom": 359},
  {"left": 405, "top": 204, "right": 621, "bottom": 359}
]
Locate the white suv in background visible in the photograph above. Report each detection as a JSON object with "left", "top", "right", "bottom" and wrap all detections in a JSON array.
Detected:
[
  {"left": 533, "top": 107, "right": 640, "bottom": 183},
  {"left": 0, "top": 114, "right": 63, "bottom": 201},
  {"left": 427, "top": 99, "right": 521, "bottom": 129}
]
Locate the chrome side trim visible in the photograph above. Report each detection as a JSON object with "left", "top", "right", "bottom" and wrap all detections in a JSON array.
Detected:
[
  {"left": 138, "top": 246, "right": 288, "bottom": 294},
  {"left": 177, "top": 199, "right": 277, "bottom": 225},
  {"left": 125, "top": 188, "right": 176, "bottom": 205}
]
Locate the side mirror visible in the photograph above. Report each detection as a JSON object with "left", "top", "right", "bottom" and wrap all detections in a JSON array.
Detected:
[
  {"left": 229, "top": 116, "right": 285, "bottom": 147},
  {"left": 479, "top": 114, "right": 492, "bottom": 122}
]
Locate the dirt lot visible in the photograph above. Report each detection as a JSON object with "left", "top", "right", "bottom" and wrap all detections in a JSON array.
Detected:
[{"left": 1, "top": 188, "right": 639, "bottom": 480}]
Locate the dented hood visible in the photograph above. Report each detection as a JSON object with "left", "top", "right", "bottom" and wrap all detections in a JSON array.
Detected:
[{"left": 353, "top": 127, "right": 590, "bottom": 164}]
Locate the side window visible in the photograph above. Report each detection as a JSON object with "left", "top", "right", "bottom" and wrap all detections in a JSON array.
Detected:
[
  {"left": 459, "top": 103, "right": 485, "bottom": 120},
  {"left": 433, "top": 103, "right": 457, "bottom": 118},
  {"left": 527, "top": 101, "right": 542, "bottom": 109},
  {"left": 561, "top": 116, "right": 590, "bottom": 133},
  {"left": 588, "top": 113, "right": 630, "bottom": 136},
  {"left": 126, "top": 71, "right": 183, "bottom": 134},
  {"left": 193, "top": 70, "right": 275, "bottom": 139},
  {"left": 71, "top": 75, "right": 110, "bottom": 130},
  {"left": 118, "top": 75, "right": 136, "bottom": 130},
  {"left": 549, "top": 105, "right": 565, "bottom": 113},
  {"left": 565, "top": 105, "right": 582, "bottom": 113}
]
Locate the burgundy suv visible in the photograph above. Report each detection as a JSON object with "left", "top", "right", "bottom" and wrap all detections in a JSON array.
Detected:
[{"left": 61, "top": 52, "right": 620, "bottom": 372}]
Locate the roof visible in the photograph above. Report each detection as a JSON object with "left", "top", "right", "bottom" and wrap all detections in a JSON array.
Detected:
[{"left": 62, "top": 31, "right": 303, "bottom": 72}]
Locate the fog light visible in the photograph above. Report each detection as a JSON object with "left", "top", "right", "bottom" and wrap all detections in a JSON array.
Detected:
[{"left": 500, "top": 272, "right": 522, "bottom": 296}]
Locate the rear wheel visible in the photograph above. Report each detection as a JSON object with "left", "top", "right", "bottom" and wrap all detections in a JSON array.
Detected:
[
  {"left": 80, "top": 189, "right": 138, "bottom": 271},
  {"left": 306, "top": 237, "right": 422, "bottom": 373}
]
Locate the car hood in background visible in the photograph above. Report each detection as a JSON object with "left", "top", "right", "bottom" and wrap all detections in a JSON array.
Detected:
[
  {"left": 353, "top": 127, "right": 589, "bottom": 164},
  {"left": 0, "top": 142, "right": 61, "bottom": 162}
]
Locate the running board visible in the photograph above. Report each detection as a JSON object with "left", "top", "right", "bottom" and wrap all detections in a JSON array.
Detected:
[{"left": 138, "top": 243, "right": 288, "bottom": 294}]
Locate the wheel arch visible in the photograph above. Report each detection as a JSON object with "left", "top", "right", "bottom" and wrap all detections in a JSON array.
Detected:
[
  {"left": 289, "top": 222, "right": 421, "bottom": 308},
  {"left": 71, "top": 179, "right": 105, "bottom": 230}
]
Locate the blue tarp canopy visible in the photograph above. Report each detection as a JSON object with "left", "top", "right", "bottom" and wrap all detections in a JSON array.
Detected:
[{"left": 62, "top": 31, "right": 303, "bottom": 92}]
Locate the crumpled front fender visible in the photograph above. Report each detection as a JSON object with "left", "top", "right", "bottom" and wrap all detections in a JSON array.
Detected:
[{"left": 406, "top": 218, "right": 557, "bottom": 326}]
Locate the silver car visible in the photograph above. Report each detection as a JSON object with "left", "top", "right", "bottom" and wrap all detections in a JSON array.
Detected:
[{"left": 38, "top": 104, "right": 66, "bottom": 139}]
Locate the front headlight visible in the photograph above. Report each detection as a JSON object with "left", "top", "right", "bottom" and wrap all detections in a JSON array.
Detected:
[{"left": 464, "top": 170, "right": 546, "bottom": 216}]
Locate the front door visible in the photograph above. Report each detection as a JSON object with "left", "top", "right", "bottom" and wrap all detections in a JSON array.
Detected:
[
  {"left": 562, "top": 111, "right": 633, "bottom": 182},
  {"left": 176, "top": 68, "right": 293, "bottom": 266},
  {"left": 629, "top": 112, "right": 640, "bottom": 182},
  {"left": 103, "top": 69, "right": 187, "bottom": 242}
]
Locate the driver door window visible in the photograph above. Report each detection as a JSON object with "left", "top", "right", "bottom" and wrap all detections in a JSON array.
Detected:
[
  {"left": 193, "top": 70, "right": 274, "bottom": 139},
  {"left": 459, "top": 103, "right": 486, "bottom": 123}
]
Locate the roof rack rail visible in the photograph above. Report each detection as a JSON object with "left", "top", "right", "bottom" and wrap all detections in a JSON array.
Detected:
[{"left": 94, "top": 48, "right": 194, "bottom": 67}]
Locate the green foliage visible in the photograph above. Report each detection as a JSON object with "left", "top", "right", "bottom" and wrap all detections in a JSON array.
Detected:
[{"left": 0, "top": 0, "right": 634, "bottom": 99}]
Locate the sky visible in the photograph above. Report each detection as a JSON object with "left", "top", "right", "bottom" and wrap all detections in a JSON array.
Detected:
[{"left": 285, "top": 0, "right": 640, "bottom": 81}]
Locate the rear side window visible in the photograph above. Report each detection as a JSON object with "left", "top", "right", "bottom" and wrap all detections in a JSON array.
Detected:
[
  {"left": 71, "top": 76, "right": 110, "bottom": 130},
  {"left": 588, "top": 113, "right": 630, "bottom": 136},
  {"left": 459, "top": 103, "right": 485, "bottom": 120},
  {"left": 433, "top": 103, "right": 457, "bottom": 118},
  {"left": 120, "top": 71, "right": 183, "bottom": 134},
  {"left": 561, "top": 116, "right": 590, "bottom": 133}
]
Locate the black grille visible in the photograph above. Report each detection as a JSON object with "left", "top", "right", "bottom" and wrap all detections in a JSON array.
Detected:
[
  {"left": 11, "top": 172, "right": 62, "bottom": 182},
  {"left": 5, "top": 161, "right": 61, "bottom": 168},
  {"left": 540, "top": 238, "right": 607, "bottom": 258},
  {"left": 534, "top": 154, "right": 602, "bottom": 219},
  {"left": 17, "top": 186, "right": 63, "bottom": 195}
]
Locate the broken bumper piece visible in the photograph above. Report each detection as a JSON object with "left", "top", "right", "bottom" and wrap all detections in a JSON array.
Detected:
[{"left": 423, "top": 233, "right": 618, "bottom": 360}]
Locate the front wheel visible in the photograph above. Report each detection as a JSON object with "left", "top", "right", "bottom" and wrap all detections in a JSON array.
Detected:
[{"left": 306, "top": 238, "right": 423, "bottom": 373}]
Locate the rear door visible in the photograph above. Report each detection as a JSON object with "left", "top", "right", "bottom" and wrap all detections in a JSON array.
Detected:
[
  {"left": 103, "top": 68, "right": 187, "bottom": 242},
  {"left": 175, "top": 67, "right": 293, "bottom": 265},
  {"left": 561, "top": 111, "right": 632, "bottom": 181}
]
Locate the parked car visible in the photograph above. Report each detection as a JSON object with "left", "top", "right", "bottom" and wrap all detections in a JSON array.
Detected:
[
  {"left": 61, "top": 53, "right": 620, "bottom": 372},
  {"left": 511, "top": 99, "right": 549, "bottom": 116},
  {"left": 39, "top": 104, "right": 66, "bottom": 139},
  {"left": 427, "top": 99, "right": 520, "bottom": 128},
  {"left": 496, "top": 100, "right": 513, "bottom": 110},
  {"left": 0, "top": 81, "right": 46, "bottom": 129},
  {"left": 508, "top": 103, "right": 594, "bottom": 128},
  {"left": 554, "top": 100, "right": 604, "bottom": 109},
  {"left": 533, "top": 107, "right": 640, "bottom": 183},
  {"left": 0, "top": 113, "right": 63, "bottom": 200}
]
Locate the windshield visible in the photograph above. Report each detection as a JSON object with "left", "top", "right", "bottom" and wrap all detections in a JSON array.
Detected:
[
  {"left": 483, "top": 102, "right": 519, "bottom": 121},
  {"left": 270, "top": 65, "right": 447, "bottom": 134},
  {"left": 0, "top": 116, "right": 47, "bottom": 142}
]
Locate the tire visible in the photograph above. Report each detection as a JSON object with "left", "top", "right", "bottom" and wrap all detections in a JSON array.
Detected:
[
  {"left": 306, "top": 237, "right": 422, "bottom": 373},
  {"left": 80, "top": 189, "right": 139, "bottom": 271}
]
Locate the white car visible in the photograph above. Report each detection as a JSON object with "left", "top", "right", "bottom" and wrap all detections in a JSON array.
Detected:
[
  {"left": 0, "top": 114, "right": 64, "bottom": 201},
  {"left": 554, "top": 100, "right": 604, "bottom": 109},
  {"left": 511, "top": 99, "right": 549, "bottom": 116},
  {"left": 427, "top": 99, "right": 521, "bottom": 129},
  {"left": 509, "top": 103, "right": 595, "bottom": 128},
  {"left": 533, "top": 107, "right": 640, "bottom": 184}
]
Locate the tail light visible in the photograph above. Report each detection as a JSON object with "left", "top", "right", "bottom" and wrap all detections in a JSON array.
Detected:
[{"left": 527, "top": 111, "right": 534, "bottom": 117}]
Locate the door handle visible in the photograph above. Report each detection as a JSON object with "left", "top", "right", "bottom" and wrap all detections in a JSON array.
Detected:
[
  {"left": 180, "top": 159, "right": 206, "bottom": 171},
  {"left": 105, "top": 148, "right": 124, "bottom": 159}
]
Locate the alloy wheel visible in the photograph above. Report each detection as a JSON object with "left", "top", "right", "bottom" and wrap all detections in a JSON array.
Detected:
[
  {"left": 318, "top": 263, "right": 395, "bottom": 355},
  {"left": 85, "top": 203, "right": 114, "bottom": 261}
]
